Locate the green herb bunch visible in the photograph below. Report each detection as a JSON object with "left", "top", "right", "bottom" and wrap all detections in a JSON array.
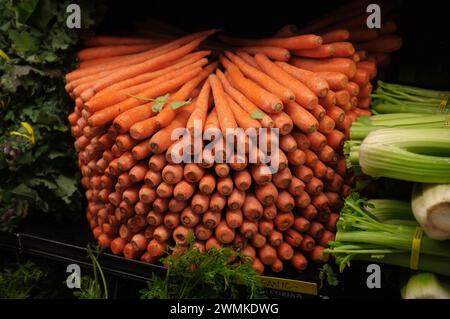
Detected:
[{"left": 140, "top": 237, "right": 264, "bottom": 299}]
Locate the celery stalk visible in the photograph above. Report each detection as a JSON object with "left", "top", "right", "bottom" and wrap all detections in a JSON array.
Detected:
[{"left": 346, "top": 128, "right": 450, "bottom": 183}]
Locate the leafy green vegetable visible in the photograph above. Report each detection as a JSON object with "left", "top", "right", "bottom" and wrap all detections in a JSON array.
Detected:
[
  {"left": 318, "top": 264, "right": 339, "bottom": 289},
  {"left": 0, "top": 260, "right": 45, "bottom": 299},
  {"left": 0, "top": 0, "right": 104, "bottom": 231},
  {"left": 140, "top": 236, "right": 264, "bottom": 299},
  {"left": 74, "top": 244, "right": 109, "bottom": 299}
]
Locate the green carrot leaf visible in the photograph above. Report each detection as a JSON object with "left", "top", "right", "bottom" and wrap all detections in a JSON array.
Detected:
[
  {"left": 171, "top": 98, "right": 192, "bottom": 110},
  {"left": 250, "top": 110, "right": 265, "bottom": 120}
]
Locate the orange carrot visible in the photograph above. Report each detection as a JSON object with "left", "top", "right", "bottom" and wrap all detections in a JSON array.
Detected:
[
  {"left": 219, "top": 34, "right": 322, "bottom": 50},
  {"left": 182, "top": 163, "right": 204, "bottom": 183},
  {"left": 292, "top": 131, "right": 311, "bottom": 149},
  {"left": 318, "top": 230, "right": 335, "bottom": 247},
  {"left": 258, "top": 219, "right": 274, "bottom": 236},
  {"left": 224, "top": 93, "right": 262, "bottom": 130},
  {"left": 206, "top": 237, "right": 223, "bottom": 251},
  {"left": 162, "top": 164, "right": 183, "bottom": 185},
  {"left": 251, "top": 164, "right": 272, "bottom": 185},
  {"left": 135, "top": 201, "right": 151, "bottom": 215},
  {"left": 316, "top": 71, "right": 348, "bottom": 90},
  {"left": 154, "top": 63, "right": 217, "bottom": 130},
  {"left": 291, "top": 251, "right": 308, "bottom": 270},
  {"left": 294, "top": 216, "right": 311, "bottom": 233},
  {"left": 272, "top": 167, "right": 292, "bottom": 189},
  {"left": 172, "top": 225, "right": 191, "bottom": 245},
  {"left": 317, "top": 145, "right": 336, "bottom": 163},
  {"left": 255, "top": 183, "right": 278, "bottom": 206},
  {"left": 307, "top": 221, "right": 325, "bottom": 239},
  {"left": 168, "top": 197, "right": 187, "bottom": 213},
  {"left": 173, "top": 180, "right": 196, "bottom": 201},
  {"left": 277, "top": 242, "right": 294, "bottom": 261},
  {"left": 242, "top": 194, "right": 263, "bottom": 221},
  {"left": 279, "top": 134, "right": 297, "bottom": 153},
  {"left": 296, "top": 192, "right": 312, "bottom": 212},
  {"left": 318, "top": 115, "right": 336, "bottom": 134},
  {"left": 209, "top": 73, "right": 239, "bottom": 136},
  {"left": 239, "top": 46, "right": 290, "bottom": 61},
  {"left": 274, "top": 211, "right": 294, "bottom": 231},
  {"left": 225, "top": 51, "right": 295, "bottom": 104},
  {"left": 144, "top": 170, "right": 162, "bottom": 188},
  {"left": 261, "top": 203, "right": 276, "bottom": 220},
  {"left": 284, "top": 102, "right": 319, "bottom": 133},
  {"left": 311, "top": 104, "right": 326, "bottom": 120},
  {"left": 286, "top": 149, "right": 306, "bottom": 167},
  {"left": 129, "top": 163, "right": 147, "bottom": 183},
  {"left": 186, "top": 80, "right": 212, "bottom": 135},
  {"left": 189, "top": 192, "right": 209, "bottom": 214},
  {"left": 223, "top": 208, "right": 242, "bottom": 229},
  {"left": 198, "top": 174, "right": 216, "bottom": 195},
  {"left": 195, "top": 224, "right": 213, "bottom": 241},
  {"left": 266, "top": 231, "right": 282, "bottom": 248},
  {"left": 251, "top": 257, "right": 265, "bottom": 274},
  {"left": 147, "top": 239, "right": 167, "bottom": 258},
  {"left": 284, "top": 229, "right": 303, "bottom": 247},
  {"left": 216, "top": 69, "right": 274, "bottom": 128},
  {"left": 308, "top": 245, "right": 329, "bottom": 263},
  {"left": 221, "top": 56, "right": 283, "bottom": 113},
  {"left": 294, "top": 165, "right": 313, "bottom": 183},
  {"left": 215, "top": 221, "right": 235, "bottom": 244},
  {"left": 88, "top": 68, "right": 201, "bottom": 127},
  {"left": 291, "top": 57, "right": 356, "bottom": 78},
  {"left": 234, "top": 170, "right": 252, "bottom": 191},
  {"left": 202, "top": 210, "right": 221, "bottom": 229},
  {"left": 156, "top": 182, "right": 174, "bottom": 199},
  {"left": 225, "top": 187, "right": 244, "bottom": 209},
  {"left": 312, "top": 160, "right": 328, "bottom": 179},
  {"left": 110, "top": 237, "right": 127, "bottom": 255},
  {"left": 268, "top": 111, "right": 293, "bottom": 135},
  {"left": 307, "top": 131, "right": 327, "bottom": 151},
  {"left": 131, "top": 139, "right": 152, "bottom": 160},
  {"left": 180, "top": 207, "right": 200, "bottom": 228},
  {"left": 305, "top": 176, "right": 324, "bottom": 195},
  {"left": 88, "top": 35, "right": 211, "bottom": 95},
  {"left": 78, "top": 43, "right": 158, "bottom": 61},
  {"left": 203, "top": 191, "right": 225, "bottom": 213},
  {"left": 139, "top": 185, "right": 157, "bottom": 204},
  {"left": 217, "top": 176, "right": 234, "bottom": 196},
  {"left": 275, "top": 191, "right": 295, "bottom": 212},
  {"left": 235, "top": 51, "right": 260, "bottom": 68},
  {"left": 321, "top": 29, "right": 350, "bottom": 44},
  {"left": 214, "top": 163, "right": 230, "bottom": 178},
  {"left": 293, "top": 44, "right": 335, "bottom": 58}
]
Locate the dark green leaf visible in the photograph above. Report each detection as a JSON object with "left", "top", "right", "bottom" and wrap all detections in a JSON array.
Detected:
[{"left": 15, "top": 0, "right": 39, "bottom": 25}]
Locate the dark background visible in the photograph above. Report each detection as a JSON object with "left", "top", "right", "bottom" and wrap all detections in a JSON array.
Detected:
[{"left": 95, "top": 0, "right": 449, "bottom": 90}]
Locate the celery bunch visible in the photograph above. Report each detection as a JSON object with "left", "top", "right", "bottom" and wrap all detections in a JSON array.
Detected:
[
  {"left": 345, "top": 128, "right": 450, "bottom": 183},
  {"left": 325, "top": 193, "right": 450, "bottom": 277},
  {"left": 372, "top": 81, "right": 450, "bottom": 114}
]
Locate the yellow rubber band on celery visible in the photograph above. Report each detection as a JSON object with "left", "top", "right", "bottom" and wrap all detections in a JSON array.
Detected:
[
  {"left": 445, "top": 116, "right": 450, "bottom": 128},
  {"left": 0, "top": 49, "right": 11, "bottom": 61},
  {"left": 410, "top": 226, "right": 423, "bottom": 270},
  {"left": 440, "top": 95, "right": 449, "bottom": 112}
]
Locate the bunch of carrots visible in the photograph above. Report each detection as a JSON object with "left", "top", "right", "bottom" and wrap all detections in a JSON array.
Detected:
[{"left": 66, "top": 16, "right": 400, "bottom": 274}]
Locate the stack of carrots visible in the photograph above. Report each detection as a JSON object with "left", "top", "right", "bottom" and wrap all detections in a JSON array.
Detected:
[
  {"left": 66, "top": 16, "right": 400, "bottom": 274},
  {"left": 294, "top": 0, "right": 402, "bottom": 122}
]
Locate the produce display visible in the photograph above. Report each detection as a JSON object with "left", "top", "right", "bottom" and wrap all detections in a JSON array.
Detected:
[
  {"left": 65, "top": 13, "right": 402, "bottom": 274},
  {"left": 2, "top": 0, "right": 450, "bottom": 301}
]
